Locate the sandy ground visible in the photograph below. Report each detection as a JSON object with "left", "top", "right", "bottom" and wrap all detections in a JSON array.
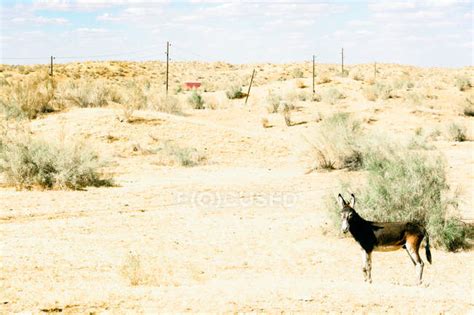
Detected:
[{"left": 1, "top": 62, "right": 474, "bottom": 313}]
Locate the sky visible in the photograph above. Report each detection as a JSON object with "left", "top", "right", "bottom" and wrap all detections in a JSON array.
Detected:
[{"left": 0, "top": 0, "right": 473, "bottom": 67}]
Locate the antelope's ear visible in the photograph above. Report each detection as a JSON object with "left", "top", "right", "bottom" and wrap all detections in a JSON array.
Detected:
[
  {"left": 337, "top": 194, "right": 346, "bottom": 208},
  {"left": 350, "top": 193, "right": 356, "bottom": 208}
]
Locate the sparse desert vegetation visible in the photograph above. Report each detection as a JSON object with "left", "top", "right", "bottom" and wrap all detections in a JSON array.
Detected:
[
  {"left": 1, "top": 61, "right": 473, "bottom": 313},
  {"left": 0, "top": 131, "right": 111, "bottom": 190}
]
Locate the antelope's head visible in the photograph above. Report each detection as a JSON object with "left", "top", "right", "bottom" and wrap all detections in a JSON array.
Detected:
[{"left": 338, "top": 193, "right": 356, "bottom": 234}]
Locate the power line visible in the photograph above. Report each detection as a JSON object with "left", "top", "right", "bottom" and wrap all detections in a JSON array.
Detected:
[{"left": 172, "top": 44, "right": 208, "bottom": 60}]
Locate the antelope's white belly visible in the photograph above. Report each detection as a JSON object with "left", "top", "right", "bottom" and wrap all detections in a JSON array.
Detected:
[{"left": 374, "top": 245, "right": 403, "bottom": 252}]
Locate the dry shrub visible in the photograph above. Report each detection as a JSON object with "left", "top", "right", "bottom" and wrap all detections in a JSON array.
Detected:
[
  {"left": 0, "top": 71, "right": 56, "bottom": 119},
  {"left": 266, "top": 90, "right": 282, "bottom": 113},
  {"left": 447, "top": 123, "right": 467, "bottom": 142},
  {"left": 119, "top": 251, "right": 205, "bottom": 287},
  {"left": 261, "top": 117, "right": 271, "bottom": 128},
  {"left": 153, "top": 95, "right": 182, "bottom": 114},
  {"left": 154, "top": 142, "right": 206, "bottom": 167},
  {"left": 282, "top": 104, "right": 292, "bottom": 126},
  {"left": 317, "top": 72, "right": 332, "bottom": 84},
  {"left": 0, "top": 132, "right": 112, "bottom": 190},
  {"left": 291, "top": 67, "right": 304, "bottom": 78},
  {"left": 365, "top": 78, "right": 376, "bottom": 85},
  {"left": 363, "top": 87, "right": 377, "bottom": 101},
  {"left": 463, "top": 105, "right": 474, "bottom": 117},
  {"left": 295, "top": 79, "right": 307, "bottom": 89},
  {"left": 120, "top": 253, "right": 150, "bottom": 286},
  {"left": 120, "top": 252, "right": 177, "bottom": 286},
  {"left": 312, "top": 93, "right": 322, "bottom": 102},
  {"left": 455, "top": 76, "right": 471, "bottom": 91},
  {"left": 323, "top": 88, "right": 345, "bottom": 105},
  {"left": 351, "top": 71, "right": 364, "bottom": 81},
  {"left": 363, "top": 83, "right": 393, "bottom": 101},
  {"left": 406, "top": 91, "right": 422, "bottom": 105},
  {"left": 67, "top": 79, "right": 111, "bottom": 108},
  {"left": 225, "top": 85, "right": 245, "bottom": 99},
  {"left": 201, "top": 80, "right": 218, "bottom": 92},
  {"left": 308, "top": 113, "right": 363, "bottom": 171},
  {"left": 116, "top": 80, "right": 148, "bottom": 122}
]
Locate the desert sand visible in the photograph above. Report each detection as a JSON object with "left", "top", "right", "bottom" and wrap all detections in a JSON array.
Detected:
[{"left": 0, "top": 61, "right": 473, "bottom": 313}]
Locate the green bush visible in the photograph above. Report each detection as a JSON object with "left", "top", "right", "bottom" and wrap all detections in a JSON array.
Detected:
[
  {"left": 225, "top": 85, "right": 245, "bottom": 99},
  {"left": 0, "top": 135, "right": 112, "bottom": 190},
  {"left": 187, "top": 91, "right": 204, "bottom": 109},
  {"left": 327, "top": 141, "right": 470, "bottom": 251}
]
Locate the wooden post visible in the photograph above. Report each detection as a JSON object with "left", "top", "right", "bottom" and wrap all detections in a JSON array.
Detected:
[
  {"left": 165, "top": 41, "right": 170, "bottom": 95},
  {"left": 312, "top": 54, "right": 315, "bottom": 94},
  {"left": 341, "top": 48, "right": 344, "bottom": 74},
  {"left": 245, "top": 69, "right": 256, "bottom": 105},
  {"left": 50, "top": 56, "right": 54, "bottom": 76},
  {"left": 374, "top": 62, "right": 377, "bottom": 81}
]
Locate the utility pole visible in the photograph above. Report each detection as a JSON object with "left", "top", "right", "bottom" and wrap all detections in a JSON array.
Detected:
[
  {"left": 341, "top": 48, "right": 344, "bottom": 75},
  {"left": 50, "top": 56, "right": 54, "bottom": 77},
  {"left": 312, "top": 54, "right": 315, "bottom": 94},
  {"left": 165, "top": 41, "right": 170, "bottom": 95},
  {"left": 245, "top": 69, "right": 256, "bottom": 105}
]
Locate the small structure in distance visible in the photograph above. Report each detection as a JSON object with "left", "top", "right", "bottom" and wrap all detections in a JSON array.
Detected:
[{"left": 184, "top": 82, "right": 201, "bottom": 90}]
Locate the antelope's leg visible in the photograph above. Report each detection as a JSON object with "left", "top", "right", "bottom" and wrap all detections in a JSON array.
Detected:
[
  {"left": 366, "top": 252, "right": 372, "bottom": 283},
  {"left": 361, "top": 250, "right": 372, "bottom": 283},
  {"left": 404, "top": 246, "right": 417, "bottom": 266},
  {"left": 406, "top": 241, "right": 424, "bottom": 285}
]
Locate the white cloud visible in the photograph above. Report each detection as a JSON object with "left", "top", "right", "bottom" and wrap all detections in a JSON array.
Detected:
[
  {"left": 369, "top": 1, "right": 416, "bottom": 12},
  {"left": 75, "top": 27, "right": 108, "bottom": 34},
  {"left": 96, "top": 4, "right": 165, "bottom": 22},
  {"left": 10, "top": 15, "right": 69, "bottom": 25},
  {"left": 32, "top": 0, "right": 169, "bottom": 11},
  {"left": 347, "top": 20, "right": 374, "bottom": 27}
]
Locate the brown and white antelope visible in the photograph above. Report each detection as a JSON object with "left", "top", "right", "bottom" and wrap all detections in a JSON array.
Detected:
[{"left": 338, "top": 193, "right": 432, "bottom": 285}]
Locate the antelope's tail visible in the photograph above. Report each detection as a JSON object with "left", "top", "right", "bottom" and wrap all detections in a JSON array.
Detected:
[{"left": 425, "top": 231, "right": 432, "bottom": 264}]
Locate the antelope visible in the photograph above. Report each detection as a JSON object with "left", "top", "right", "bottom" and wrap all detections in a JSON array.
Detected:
[{"left": 338, "top": 193, "right": 432, "bottom": 285}]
